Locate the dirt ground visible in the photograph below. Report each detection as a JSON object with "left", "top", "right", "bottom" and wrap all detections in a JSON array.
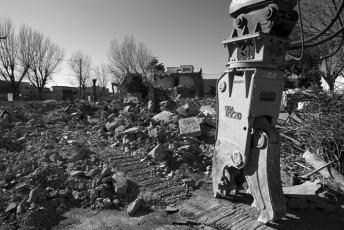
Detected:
[{"left": 52, "top": 181, "right": 344, "bottom": 230}]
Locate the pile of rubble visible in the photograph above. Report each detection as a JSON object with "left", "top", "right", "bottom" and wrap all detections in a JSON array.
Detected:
[
  {"left": 2, "top": 90, "right": 344, "bottom": 229},
  {"left": 0, "top": 96, "right": 216, "bottom": 229}
]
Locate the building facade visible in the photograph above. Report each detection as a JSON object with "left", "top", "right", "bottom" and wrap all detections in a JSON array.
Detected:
[{"left": 156, "top": 65, "right": 204, "bottom": 97}]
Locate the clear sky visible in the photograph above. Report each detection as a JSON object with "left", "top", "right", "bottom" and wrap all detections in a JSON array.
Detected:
[{"left": 1, "top": 0, "right": 233, "bottom": 87}]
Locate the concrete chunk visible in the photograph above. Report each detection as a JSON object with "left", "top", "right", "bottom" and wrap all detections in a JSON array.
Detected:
[
  {"left": 112, "top": 172, "right": 128, "bottom": 195},
  {"left": 152, "top": 111, "right": 174, "bottom": 122},
  {"left": 179, "top": 117, "right": 202, "bottom": 137},
  {"left": 149, "top": 144, "right": 167, "bottom": 161},
  {"left": 127, "top": 197, "right": 142, "bottom": 216}
]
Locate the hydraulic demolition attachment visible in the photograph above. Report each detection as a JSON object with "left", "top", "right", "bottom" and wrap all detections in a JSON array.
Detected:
[{"left": 213, "top": 0, "right": 299, "bottom": 223}]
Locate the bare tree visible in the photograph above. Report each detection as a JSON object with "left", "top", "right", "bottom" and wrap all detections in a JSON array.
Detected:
[
  {"left": 27, "top": 28, "right": 64, "bottom": 100},
  {"left": 69, "top": 51, "right": 92, "bottom": 99},
  {"left": 107, "top": 35, "right": 153, "bottom": 83},
  {"left": 290, "top": 0, "right": 344, "bottom": 90},
  {"left": 94, "top": 64, "right": 110, "bottom": 97},
  {"left": 0, "top": 18, "right": 32, "bottom": 95}
]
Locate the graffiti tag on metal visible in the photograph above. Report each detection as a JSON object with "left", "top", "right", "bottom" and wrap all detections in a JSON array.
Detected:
[{"left": 225, "top": 106, "right": 242, "bottom": 120}]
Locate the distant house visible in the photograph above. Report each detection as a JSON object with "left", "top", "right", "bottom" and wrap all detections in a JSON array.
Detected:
[
  {"left": 52, "top": 86, "right": 79, "bottom": 101},
  {"left": 156, "top": 65, "right": 204, "bottom": 97},
  {"left": 52, "top": 85, "right": 109, "bottom": 101},
  {"left": 0, "top": 80, "right": 52, "bottom": 101}
]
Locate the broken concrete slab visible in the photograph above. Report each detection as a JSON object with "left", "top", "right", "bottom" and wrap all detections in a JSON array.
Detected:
[
  {"left": 65, "top": 147, "right": 86, "bottom": 163},
  {"left": 5, "top": 202, "right": 17, "bottom": 213},
  {"left": 282, "top": 180, "right": 322, "bottom": 196},
  {"left": 70, "top": 171, "right": 86, "bottom": 177},
  {"left": 106, "top": 119, "right": 123, "bottom": 131},
  {"left": 127, "top": 197, "right": 142, "bottom": 216},
  {"left": 303, "top": 151, "right": 344, "bottom": 192},
  {"left": 148, "top": 144, "right": 167, "bottom": 161},
  {"left": 152, "top": 111, "right": 174, "bottom": 123},
  {"left": 119, "top": 126, "right": 142, "bottom": 136},
  {"left": 179, "top": 117, "right": 202, "bottom": 137},
  {"left": 112, "top": 172, "right": 129, "bottom": 195},
  {"left": 199, "top": 105, "right": 216, "bottom": 117}
]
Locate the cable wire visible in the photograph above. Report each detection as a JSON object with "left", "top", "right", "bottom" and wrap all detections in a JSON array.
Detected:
[
  {"left": 290, "top": 0, "right": 344, "bottom": 46},
  {"left": 287, "top": 0, "right": 304, "bottom": 60},
  {"left": 288, "top": 23, "right": 344, "bottom": 50},
  {"left": 317, "top": 0, "right": 344, "bottom": 60}
]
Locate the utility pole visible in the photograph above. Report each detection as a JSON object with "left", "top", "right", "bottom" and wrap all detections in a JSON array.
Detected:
[
  {"left": 79, "top": 59, "right": 82, "bottom": 100},
  {"left": 92, "top": 79, "right": 97, "bottom": 101}
]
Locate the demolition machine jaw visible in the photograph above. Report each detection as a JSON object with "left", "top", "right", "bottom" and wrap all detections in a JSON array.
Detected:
[{"left": 213, "top": 0, "right": 299, "bottom": 223}]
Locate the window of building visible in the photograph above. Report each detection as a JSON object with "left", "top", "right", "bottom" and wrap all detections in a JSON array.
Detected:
[{"left": 182, "top": 68, "right": 191, "bottom": 72}]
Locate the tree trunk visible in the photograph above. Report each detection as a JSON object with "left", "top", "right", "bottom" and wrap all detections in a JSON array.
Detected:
[
  {"left": 328, "top": 80, "right": 335, "bottom": 91},
  {"left": 324, "top": 77, "right": 335, "bottom": 91},
  {"left": 82, "top": 86, "right": 86, "bottom": 100}
]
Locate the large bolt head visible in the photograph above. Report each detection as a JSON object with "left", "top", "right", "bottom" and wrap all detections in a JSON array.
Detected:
[
  {"left": 265, "top": 7, "right": 276, "bottom": 20},
  {"left": 219, "top": 81, "right": 226, "bottom": 92},
  {"left": 231, "top": 151, "right": 243, "bottom": 165}
]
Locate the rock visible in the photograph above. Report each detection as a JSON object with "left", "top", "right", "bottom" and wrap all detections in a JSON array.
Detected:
[
  {"left": 176, "top": 106, "right": 188, "bottom": 116},
  {"left": 152, "top": 111, "right": 174, "bottom": 123},
  {"left": 15, "top": 183, "right": 30, "bottom": 193},
  {"left": 70, "top": 171, "right": 86, "bottom": 177},
  {"left": 199, "top": 106, "right": 216, "bottom": 117},
  {"left": 72, "top": 191, "right": 80, "bottom": 200},
  {"left": 107, "top": 113, "right": 116, "bottom": 121},
  {"left": 127, "top": 197, "right": 142, "bottom": 216},
  {"left": 50, "top": 154, "right": 61, "bottom": 163},
  {"left": 102, "top": 176, "right": 112, "bottom": 183},
  {"left": 16, "top": 202, "right": 25, "bottom": 216},
  {"left": 103, "top": 198, "right": 112, "bottom": 208},
  {"left": 113, "top": 199, "right": 120, "bottom": 206},
  {"left": 5, "top": 202, "right": 17, "bottom": 212},
  {"left": 120, "top": 126, "right": 141, "bottom": 136},
  {"left": 106, "top": 120, "right": 121, "bottom": 131},
  {"left": 58, "top": 189, "right": 70, "bottom": 198},
  {"left": 44, "top": 143, "right": 54, "bottom": 149},
  {"left": 165, "top": 206, "right": 179, "bottom": 213},
  {"left": 112, "top": 172, "right": 128, "bottom": 195},
  {"left": 282, "top": 180, "right": 321, "bottom": 195},
  {"left": 280, "top": 170, "right": 294, "bottom": 187},
  {"left": 148, "top": 144, "right": 167, "bottom": 162},
  {"left": 183, "top": 178, "right": 196, "bottom": 189},
  {"left": 66, "top": 147, "right": 86, "bottom": 163},
  {"left": 115, "top": 125, "right": 125, "bottom": 135},
  {"left": 28, "top": 187, "right": 41, "bottom": 203},
  {"left": 89, "top": 168, "right": 100, "bottom": 178},
  {"left": 101, "top": 167, "right": 112, "bottom": 177},
  {"left": 147, "top": 100, "right": 154, "bottom": 112},
  {"left": 179, "top": 117, "right": 202, "bottom": 137},
  {"left": 89, "top": 189, "right": 98, "bottom": 201},
  {"left": 122, "top": 134, "right": 136, "bottom": 144},
  {"left": 123, "top": 106, "right": 132, "bottom": 113}
]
